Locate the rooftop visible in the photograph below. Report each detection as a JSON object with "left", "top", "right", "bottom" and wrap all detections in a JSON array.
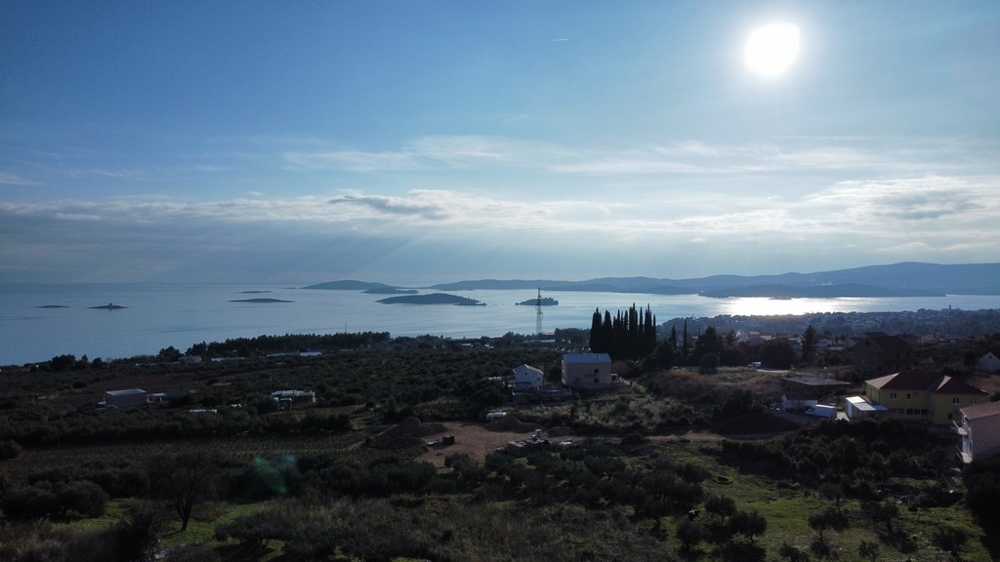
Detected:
[
  {"left": 106, "top": 388, "right": 146, "bottom": 396},
  {"left": 961, "top": 400, "right": 1000, "bottom": 420},
  {"left": 782, "top": 376, "right": 849, "bottom": 387},
  {"left": 868, "top": 371, "right": 987, "bottom": 395},
  {"left": 563, "top": 353, "right": 611, "bottom": 364}
]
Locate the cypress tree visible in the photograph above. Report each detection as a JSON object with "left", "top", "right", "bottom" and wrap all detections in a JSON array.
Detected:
[
  {"left": 682, "top": 320, "right": 690, "bottom": 361},
  {"left": 589, "top": 308, "right": 603, "bottom": 352}
]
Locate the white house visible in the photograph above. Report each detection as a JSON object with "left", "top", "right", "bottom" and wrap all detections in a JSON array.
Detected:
[
  {"left": 104, "top": 388, "right": 147, "bottom": 408},
  {"left": 844, "top": 395, "right": 887, "bottom": 421},
  {"left": 780, "top": 394, "right": 818, "bottom": 412},
  {"left": 956, "top": 401, "right": 1000, "bottom": 463},
  {"left": 512, "top": 364, "right": 544, "bottom": 389},
  {"left": 272, "top": 390, "right": 316, "bottom": 403},
  {"left": 561, "top": 353, "right": 625, "bottom": 391},
  {"left": 977, "top": 351, "right": 1000, "bottom": 374}
]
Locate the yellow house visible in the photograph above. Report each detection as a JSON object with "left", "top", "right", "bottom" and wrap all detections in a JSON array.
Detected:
[{"left": 864, "top": 371, "right": 988, "bottom": 425}]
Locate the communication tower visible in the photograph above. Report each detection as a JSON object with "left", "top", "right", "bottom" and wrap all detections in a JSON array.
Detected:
[{"left": 535, "top": 287, "right": 543, "bottom": 336}]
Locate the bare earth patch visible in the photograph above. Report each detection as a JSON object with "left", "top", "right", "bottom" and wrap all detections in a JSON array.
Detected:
[{"left": 414, "top": 419, "right": 551, "bottom": 468}]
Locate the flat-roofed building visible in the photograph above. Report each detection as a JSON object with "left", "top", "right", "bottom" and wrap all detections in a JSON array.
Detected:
[
  {"left": 561, "top": 353, "right": 626, "bottom": 390},
  {"left": 104, "top": 388, "right": 147, "bottom": 408}
]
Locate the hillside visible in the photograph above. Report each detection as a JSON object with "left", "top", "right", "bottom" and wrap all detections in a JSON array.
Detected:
[{"left": 428, "top": 262, "right": 1000, "bottom": 297}]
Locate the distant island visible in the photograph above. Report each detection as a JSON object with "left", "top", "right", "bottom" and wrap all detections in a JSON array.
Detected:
[
  {"left": 377, "top": 293, "right": 484, "bottom": 306},
  {"left": 239, "top": 290, "right": 272, "bottom": 294},
  {"left": 90, "top": 303, "right": 127, "bottom": 310},
  {"left": 364, "top": 287, "right": 419, "bottom": 295},
  {"left": 37, "top": 305, "right": 70, "bottom": 309},
  {"left": 229, "top": 298, "right": 293, "bottom": 303},
  {"left": 303, "top": 280, "right": 392, "bottom": 291},
  {"left": 516, "top": 297, "right": 558, "bottom": 306}
]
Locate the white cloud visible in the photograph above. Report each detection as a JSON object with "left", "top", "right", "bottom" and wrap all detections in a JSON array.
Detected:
[
  {"left": 0, "top": 172, "right": 40, "bottom": 186},
  {"left": 801, "top": 175, "right": 999, "bottom": 224},
  {"left": 283, "top": 149, "right": 422, "bottom": 172},
  {"left": 278, "top": 135, "right": 993, "bottom": 184},
  {"left": 283, "top": 135, "right": 573, "bottom": 172},
  {"left": 5, "top": 170, "right": 997, "bottom": 246},
  {"left": 54, "top": 212, "right": 102, "bottom": 221},
  {"left": 3, "top": 131, "right": 999, "bottom": 282},
  {"left": 72, "top": 168, "right": 146, "bottom": 179}
]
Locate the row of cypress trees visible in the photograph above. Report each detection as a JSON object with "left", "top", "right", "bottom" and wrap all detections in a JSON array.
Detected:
[{"left": 588, "top": 304, "right": 657, "bottom": 360}]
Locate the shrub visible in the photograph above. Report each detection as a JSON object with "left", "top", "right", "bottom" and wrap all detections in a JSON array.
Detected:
[
  {"left": 932, "top": 526, "right": 968, "bottom": 555},
  {"left": 676, "top": 518, "right": 710, "bottom": 551},
  {"left": 0, "top": 439, "right": 21, "bottom": 461},
  {"left": 56, "top": 480, "right": 108, "bottom": 518},
  {"left": 112, "top": 501, "right": 167, "bottom": 561},
  {"left": 728, "top": 509, "right": 767, "bottom": 544},
  {"left": 2, "top": 485, "right": 59, "bottom": 521},
  {"left": 704, "top": 493, "right": 736, "bottom": 522},
  {"left": 216, "top": 511, "right": 282, "bottom": 549}
]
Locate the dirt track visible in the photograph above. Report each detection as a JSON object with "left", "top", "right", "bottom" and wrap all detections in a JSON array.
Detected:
[{"left": 411, "top": 417, "right": 790, "bottom": 468}]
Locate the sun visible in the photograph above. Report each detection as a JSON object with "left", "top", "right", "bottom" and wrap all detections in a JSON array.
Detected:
[{"left": 745, "top": 23, "right": 800, "bottom": 77}]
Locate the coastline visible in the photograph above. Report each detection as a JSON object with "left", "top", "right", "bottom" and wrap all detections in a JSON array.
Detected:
[{"left": 4, "top": 283, "right": 1000, "bottom": 366}]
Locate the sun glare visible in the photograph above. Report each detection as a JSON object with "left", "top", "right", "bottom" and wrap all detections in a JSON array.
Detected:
[{"left": 745, "top": 23, "right": 800, "bottom": 77}]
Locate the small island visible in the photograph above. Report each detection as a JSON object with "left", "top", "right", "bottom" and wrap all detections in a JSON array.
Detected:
[
  {"left": 90, "top": 303, "right": 127, "bottom": 310},
  {"left": 229, "top": 298, "right": 293, "bottom": 303},
  {"left": 239, "top": 290, "right": 272, "bottom": 294},
  {"left": 37, "top": 305, "right": 70, "bottom": 309},
  {"left": 377, "top": 293, "right": 484, "bottom": 306},
  {"left": 516, "top": 297, "right": 558, "bottom": 306},
  {"left": 364, "top": 287, "right": 419, "bottom": 295}
]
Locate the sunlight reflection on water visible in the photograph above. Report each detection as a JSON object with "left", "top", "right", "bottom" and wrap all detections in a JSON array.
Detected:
[{"left": 719, "top": 297, "right": 869, "bottom": 316}]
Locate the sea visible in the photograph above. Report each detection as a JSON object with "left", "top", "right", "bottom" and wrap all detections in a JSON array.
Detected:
[{"left": 3, "top": 282, "right": 1000, "bottom": 366}]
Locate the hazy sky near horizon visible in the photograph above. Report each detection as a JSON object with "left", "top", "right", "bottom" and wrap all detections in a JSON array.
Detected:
[{"left": 2, "top": 1, "right": 999, "bottom": 284}]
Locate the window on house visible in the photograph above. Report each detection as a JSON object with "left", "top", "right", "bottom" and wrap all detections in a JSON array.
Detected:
[
  {"left": 971, "top": 398, "right": 978, "bottom": 404},
  {"left": 593, "top": 378, "right": 599, "bottom": 384},
  {"left": 952, "top": 397, "right": 960, "bottom": 405},
  {"left": 906, "top": 393, "right": 911, "bottom": 400},
  {"left": 890, "top": 392, "right": 897, "bottom": 400},
  {"left": 593, "top": 368, "right": 599, "bottom": 374}
]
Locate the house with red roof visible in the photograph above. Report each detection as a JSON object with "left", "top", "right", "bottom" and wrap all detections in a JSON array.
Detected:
[
  {"left": 863, "top": 371, "right": 988, "bottom": 424},
  {"left": 956, "top": 400, "right": 1000, "bottom": 463}
]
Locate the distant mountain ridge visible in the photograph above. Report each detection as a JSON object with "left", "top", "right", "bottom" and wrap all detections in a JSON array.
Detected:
[{"left": 427, "top": 262, "right": 1000, "bottom": 297}]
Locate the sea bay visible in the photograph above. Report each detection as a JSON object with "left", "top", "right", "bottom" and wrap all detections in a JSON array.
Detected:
[{"left": 3, "top": 282, "right": 1000, "bottom": 366}]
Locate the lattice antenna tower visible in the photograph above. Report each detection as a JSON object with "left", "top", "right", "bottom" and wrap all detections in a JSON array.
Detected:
[{"left": 535, "top": 287, "right": 543, "bottom": 336}]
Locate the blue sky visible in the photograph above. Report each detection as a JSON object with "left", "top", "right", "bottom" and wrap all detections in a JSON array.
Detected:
[{"left": 2, "top": 1, "right": 999, "bottom": 284}]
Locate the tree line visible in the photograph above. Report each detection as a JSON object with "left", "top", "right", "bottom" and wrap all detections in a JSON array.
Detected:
[{"left": 589, "top": 304, "right": 657, "bottom": 360}]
